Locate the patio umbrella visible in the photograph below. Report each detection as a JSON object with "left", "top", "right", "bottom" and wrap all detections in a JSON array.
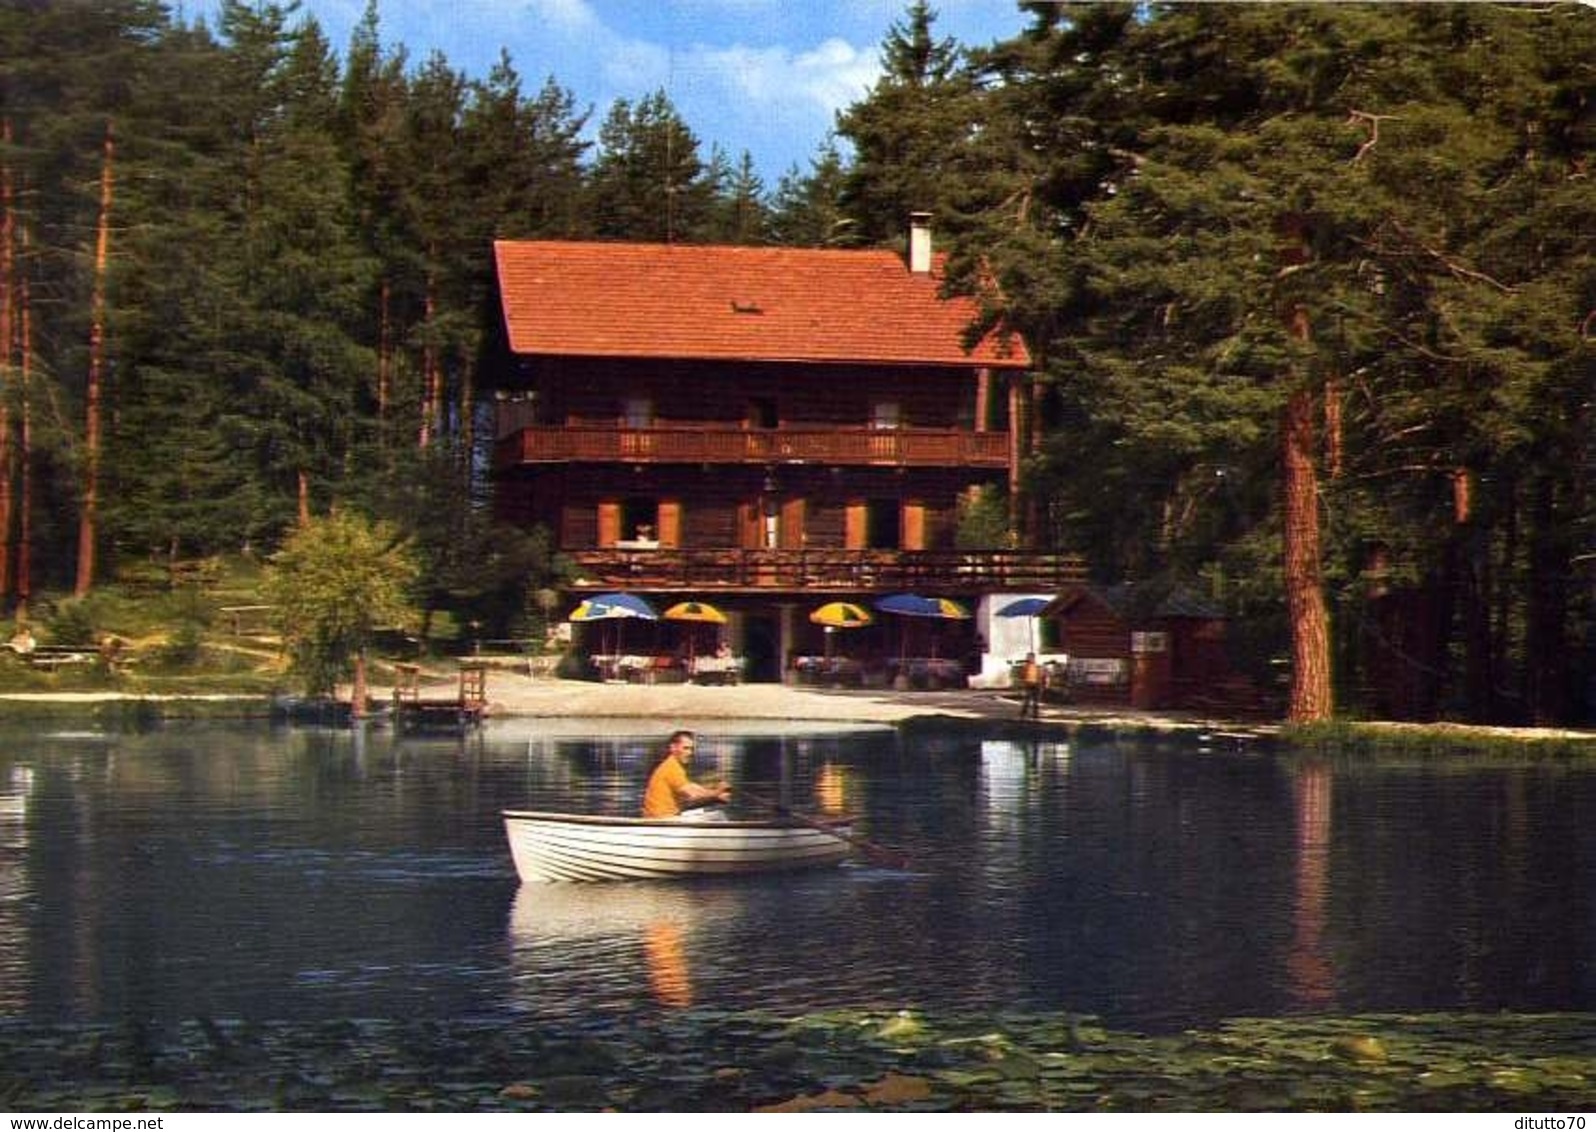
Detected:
[
  {"left": 996, "top": 596, "right": 1052, "bottom": 619},
  {"left": 810, "top": 601, "right": 873, "bottom": 661},
  {"left": 662, "top": 600, "right": 728, "bottom": 663},
  {"left": 568, "top": 592, "right": 659, "bottom": 621},
  {"left": 874, "top": 593, "right": 971, "bottom": 660},
  {"left": 662, "top": 600, "right": 727, "bottom": 624},
  {"left": 996, "top": 595, "right": 1053, "bottom": 653},
  {"left": 809, "top": 601, "right": 873, "bottom": 628},
  {"left": 874, "top": 593, "right": 971, "bottom": 620},
  {"left": 568, "top": 592, "right": 659, "bottom": 659}
]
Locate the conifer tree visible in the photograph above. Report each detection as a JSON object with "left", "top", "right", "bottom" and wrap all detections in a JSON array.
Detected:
[
  {"left": 835, "top": 1, "right": 979, "bottom": 244},
  {"left": 588, "top": 90, "right": 715, "bottom": 242},
  {"left": 769, "top": 139, "right": 854, "bottom": 247}
]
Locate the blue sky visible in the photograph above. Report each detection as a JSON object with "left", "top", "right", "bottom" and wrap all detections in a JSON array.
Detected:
[{"left": 183, "top": 0, "right": 1033, "bottom": 183}]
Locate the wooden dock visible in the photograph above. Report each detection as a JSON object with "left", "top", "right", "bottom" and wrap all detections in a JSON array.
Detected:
[{"left": 392, "top": 662, "right": 487, "bottom": 733}]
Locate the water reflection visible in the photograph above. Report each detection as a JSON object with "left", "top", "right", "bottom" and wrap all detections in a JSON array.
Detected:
[
  {"left": 0, "top": 765, "right": 33, "bottom": 1013},
  {"left": 1287, "top": 760, "right": 1336, "bottom": 1010},
  {"left": 0, "top": 723, "right": 1591, "bottom": 1030},
  {"left": 507, "top": 883, "right": 754, "bottom": 1013}
]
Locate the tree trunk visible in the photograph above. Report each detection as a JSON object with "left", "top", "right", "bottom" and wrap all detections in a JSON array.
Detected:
[
  {"left": 419, "top": 268, "right": 439, "bottom": 449},
  {"left": 1281, "top": 380, "right": 1334, "bottom": 721},
  {"left": 76, "top": 120, "right": 115, "bottom": 599},
  {"left": 297, "top": 469, "right": 312, "bottom": 526},
  {"left": 16, "top": 228, "right": 32, "bottom": 620},
  {"left": 1525, "top": 473, "right": 1569, "bottom": 724},
  {"left": 0, "top": 117, "right": 14, "bottom": 605},
  {"left": 351, "top": 648, "right": 368, "bottom": 720},
  {"left": 457, "top": 342, "right": 475, "bottom": 475},
  {"left": 377, "top": 277, "right": 391, "bottom": 421}
]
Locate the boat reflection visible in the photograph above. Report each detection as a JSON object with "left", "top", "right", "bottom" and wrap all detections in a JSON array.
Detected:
[{"left": 508, "top": 882, "right": 751, "bottom": 1011}]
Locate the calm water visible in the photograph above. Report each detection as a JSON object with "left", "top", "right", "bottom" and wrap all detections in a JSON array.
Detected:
[{"left": 0, "top": 719, "right": 1590, "bottom": 1033}]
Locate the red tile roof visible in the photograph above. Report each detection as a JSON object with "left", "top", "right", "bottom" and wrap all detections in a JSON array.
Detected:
[{"left": 494, "top": 240, "right": 1031, "bottom": 368}]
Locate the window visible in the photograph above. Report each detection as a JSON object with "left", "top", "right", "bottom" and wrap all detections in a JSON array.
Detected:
[
  {"left": 748, "top": 398, "right": 778, "bottom": 429},
  {"left": 623, "top": 398, "right": 653, "bottom": 428},
  {"left": 622, "top": 497, "right": 659, "bottom": 544},
  {"left": 866, "top": 499, "right": 900, "bottom": 549},
  {"left": 871, "top": 401, "right": 902, "bottom": 430}
]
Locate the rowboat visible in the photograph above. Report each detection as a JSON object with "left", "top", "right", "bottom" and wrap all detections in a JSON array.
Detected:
[{"left": 502, "top": 809, "right": 855, "bottom": 883}]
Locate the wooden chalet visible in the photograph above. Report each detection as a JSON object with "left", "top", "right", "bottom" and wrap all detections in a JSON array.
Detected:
[{"left": 488, "top": 217, "right": 1085, "bottom": 682}]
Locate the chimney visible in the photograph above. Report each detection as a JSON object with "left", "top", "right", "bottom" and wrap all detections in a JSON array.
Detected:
[{"left": 908, "top": 211, "right": 933, "bottom": 274}]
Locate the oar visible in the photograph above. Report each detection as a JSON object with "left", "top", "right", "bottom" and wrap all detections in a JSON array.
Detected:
[{"left": 740, "top": 786, "right": 909, "bottom": 870}]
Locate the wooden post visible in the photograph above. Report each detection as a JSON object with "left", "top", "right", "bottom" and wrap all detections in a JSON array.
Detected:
[{"left": 351, "top": 649, "right": 368, "bottom": 720}]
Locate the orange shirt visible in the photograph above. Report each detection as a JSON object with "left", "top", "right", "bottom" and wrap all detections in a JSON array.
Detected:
[{"left": 642, "top": 756, "right": 689, "bottom": 818}]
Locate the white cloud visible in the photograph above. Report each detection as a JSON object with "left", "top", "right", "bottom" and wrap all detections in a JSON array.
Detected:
[
  {"left": 694, "top": 37, "right": 876, "bottom": 117},
  {"left": 522, "top": 0, "right": 604, "bottom": 35}
]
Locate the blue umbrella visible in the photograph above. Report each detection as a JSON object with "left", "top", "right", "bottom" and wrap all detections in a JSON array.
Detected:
[
  {"left": 874, "top": 593, "right": 970, "bottom": 619},
  {"left": 569, "top": 592, "right": 659, "bottom": 621},
  {"left": 996, "top": 596, "right": 1052, "bottom": 618},
  {"left": 568, "top": 592, "right": 660, "bottom": 668},
  {"left": 875, "top": 594, "right": 970, "bottom": 662},
  {"left": 996, "top": 595, "right": 1053, "bottom": 653}
]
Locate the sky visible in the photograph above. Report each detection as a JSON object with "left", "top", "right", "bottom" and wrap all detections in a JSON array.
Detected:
[{"left": 182, "top": 0, "right": 1035, "bottom": 183}]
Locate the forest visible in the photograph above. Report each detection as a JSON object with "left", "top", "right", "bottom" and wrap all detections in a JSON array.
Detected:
[{"left": 0, "top": 1, "right": 1592, "bottom": 725}]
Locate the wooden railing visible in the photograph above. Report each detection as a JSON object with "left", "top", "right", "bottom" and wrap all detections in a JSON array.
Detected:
[
  {"left": 494, "top": 424, "right": 1009, "bottom": 469},
  {"left": 566, "top": 548, "right": 1087, "bottom": 595}
]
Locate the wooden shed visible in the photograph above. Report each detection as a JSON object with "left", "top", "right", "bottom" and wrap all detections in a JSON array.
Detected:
[{"left": 1042, "top": 584, "right": 1233, "bottom": 710}]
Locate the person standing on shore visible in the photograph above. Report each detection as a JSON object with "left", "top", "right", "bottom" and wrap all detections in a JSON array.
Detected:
[
  {"left": 642, "top": 729, "right": 731, "bottom": 818},
  {"left": 1018, "top": 653, "right": 1045, "bottom": 720}
]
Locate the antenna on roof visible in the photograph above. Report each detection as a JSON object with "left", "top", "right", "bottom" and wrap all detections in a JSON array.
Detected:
[{"left": 665, "top": 45, "right": 677, "bottom": 244}]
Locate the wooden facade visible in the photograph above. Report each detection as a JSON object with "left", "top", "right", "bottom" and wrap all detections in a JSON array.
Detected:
[
  {"left": 1043, "top": 585, "right": 1263, "bottom": 713},
  {"left": 488, "top": 234, "right": 1082, "bottom": 681}
]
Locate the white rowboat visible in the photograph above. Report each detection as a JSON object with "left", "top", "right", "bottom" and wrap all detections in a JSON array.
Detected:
[{"left": 503, "top": 809, "right": 855, "bottom": 882}]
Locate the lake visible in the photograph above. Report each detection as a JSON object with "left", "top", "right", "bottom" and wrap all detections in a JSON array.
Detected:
[{"left": 1, "top": 718, "right": 1590, "bottom": 1034}]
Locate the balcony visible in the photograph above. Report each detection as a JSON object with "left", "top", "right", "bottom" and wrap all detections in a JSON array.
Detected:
[
  {"left": 494, "top": 424, "right": 1009, "bottom": 470},
  {"left": 566, "top": 547, "right": 1086, "bottom": 595}
]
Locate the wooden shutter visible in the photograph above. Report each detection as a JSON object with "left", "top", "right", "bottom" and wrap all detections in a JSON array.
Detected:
[
  {"left": 902, "top": 502, "right": 926, "bottom": 551},
  {"left": 780, "top": 498, "right": 805, "bottom": 550},
  {"left": 844, "top": 502, "right": 868, "bottom": 550},
  {"left": 657, "top": 501, "right": 682, "bottom": 548},
  {"left": 597, "top": 502, "right": 622, "bottom": 547}
]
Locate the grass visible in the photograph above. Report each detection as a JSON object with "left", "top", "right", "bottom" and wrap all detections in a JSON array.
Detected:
[
  {"left": 1284, "top": 719, "right": 1596, "bottom": 760},
  {"left": 0, "top": 554, "right": 434, "bottom": 699}
]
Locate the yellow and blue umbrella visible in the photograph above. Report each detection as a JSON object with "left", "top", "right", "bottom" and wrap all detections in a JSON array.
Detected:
[
  {"left": 569, "top": 592, "right": 659, "bottom": 660},
  {"left": 568, "top": 592, "right": 659, "bottom": 622},
  {"left": 875, "top": 594, "right": 971, "bottom": 661},
  {"left": 662, "top": 600, "right": 728, "bottom": 624},
  {"left": 809, "top": 601, "right": 873, "bottom": 628},
  {"left": 663, "top": 600, "right": 728, "bottom": 662},
  {"left": 874, "top": 593, "right": 971, "bottom": 620}
]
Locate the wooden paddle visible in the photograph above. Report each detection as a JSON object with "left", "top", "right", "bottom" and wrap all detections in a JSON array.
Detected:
[{"left": 739, "top": 786, "right": 909, "bottom": 870}]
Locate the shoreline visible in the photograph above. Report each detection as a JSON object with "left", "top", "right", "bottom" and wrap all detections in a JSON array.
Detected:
[{"left": 3, "top": 672, "right": 1594, "bottom": 749}]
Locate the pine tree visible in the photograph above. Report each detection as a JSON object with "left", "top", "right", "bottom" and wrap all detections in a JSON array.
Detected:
[
  {"left": 956, "top": 2, "right": 1596, "bottom": 723},
  {"left": 588, "top": 90, "right": 715, "bottom": 242},
  {"left": 769, "top": 138, "right": 854, "bottom": 247},
  {"left": 835, "top": 1, "right": 979, "bottom": 245}
]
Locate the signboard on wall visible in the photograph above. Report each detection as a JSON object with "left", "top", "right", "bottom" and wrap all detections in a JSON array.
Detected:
[
  {"left": 1131, "top": 632, "right": 1168, "bottom": 654},
  {"left": 1068, "top": 658, "right": 1128, "bottom": 685}
]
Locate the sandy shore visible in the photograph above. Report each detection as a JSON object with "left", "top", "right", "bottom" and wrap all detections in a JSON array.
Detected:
[
  {"left": 0, "top": 671, "right": 1224, "bottom": 733},
  {"left": 465, "top": 671, "right": 1263, "bottom": 738},
  {"left": 6, "top": 671, "right": 1592, "bottom": 745}
]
